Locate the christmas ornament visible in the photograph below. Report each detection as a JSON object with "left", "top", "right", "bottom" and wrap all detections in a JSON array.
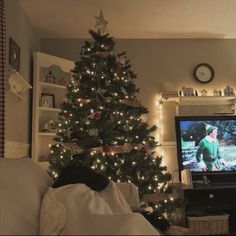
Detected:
[
  {"left": 63, "top": 111, "right": 71, "bottom": 119},
  {"left": 94, "top": 111, "right": 102, "bottom": 120},
  {"left": 88, "top": 129, "right": 98, "bottom": 136},
  {"left": 95, "top": 10, "right": 108, "bottom": 36},
  {"left": 122, "top": 143, "right": 130, "bottom": 152},
  {"left": 119, "top": 55, "right": 127, "bottom": 65},
  {"left": 141, "top": 146, "right": 147, "bottom": 153}
]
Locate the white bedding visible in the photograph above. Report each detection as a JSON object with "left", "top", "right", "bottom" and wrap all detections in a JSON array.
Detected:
[{"left": 39, "top": 180, "right": 160, "bottom": 235}]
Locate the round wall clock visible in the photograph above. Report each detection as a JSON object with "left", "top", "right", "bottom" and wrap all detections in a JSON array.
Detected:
[{"left": 193, "top": 63, "right": 214, "bottom": 83}]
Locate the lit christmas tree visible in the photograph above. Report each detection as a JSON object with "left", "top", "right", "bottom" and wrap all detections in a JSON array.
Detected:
[{"left": 48, "top": 11, "right": 171, "bottom": 201}]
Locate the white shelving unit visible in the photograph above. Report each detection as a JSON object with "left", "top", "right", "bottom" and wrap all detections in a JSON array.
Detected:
[{"left": 32, "top": 51, "right": 74, "bottom": 167}]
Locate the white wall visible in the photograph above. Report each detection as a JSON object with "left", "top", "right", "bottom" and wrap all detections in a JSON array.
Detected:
[
  {"left": 5, "top": 0, "right": 40, "bottom": 147},
  {"left": 40, "top": 38, "right": 236, "bottom": 174}
]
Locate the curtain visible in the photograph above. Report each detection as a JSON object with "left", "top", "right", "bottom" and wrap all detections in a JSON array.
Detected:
[{"left": 0, "top": 0, "right": 5, "bottom": 157}]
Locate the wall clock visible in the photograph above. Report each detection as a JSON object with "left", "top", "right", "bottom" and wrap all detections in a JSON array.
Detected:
[{"left": 193, "top": 63, "right": 214, "bottom": 83}]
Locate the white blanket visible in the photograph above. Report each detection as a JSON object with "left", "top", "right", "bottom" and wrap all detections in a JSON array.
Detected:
[{"left": 40, "top": 181, "right": 160, "bottom": 235}]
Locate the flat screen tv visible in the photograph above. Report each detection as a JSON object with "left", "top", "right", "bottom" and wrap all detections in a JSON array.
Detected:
[{"left": 175, "top": 116, "right": 236, "bottom": 181}]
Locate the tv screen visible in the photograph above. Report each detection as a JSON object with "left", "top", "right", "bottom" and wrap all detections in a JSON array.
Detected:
[{"left": 175, "top": 116, "right": 236, "bottom": 174}]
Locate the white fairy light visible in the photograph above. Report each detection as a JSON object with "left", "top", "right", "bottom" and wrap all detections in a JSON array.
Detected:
[{"left": 48, "top": 144, "right": 52, "bottom": 148}]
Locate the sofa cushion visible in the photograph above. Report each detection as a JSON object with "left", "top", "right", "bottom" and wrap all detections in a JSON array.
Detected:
[{"left": 0, "top": 158, "right": 52, "bottom": 235}]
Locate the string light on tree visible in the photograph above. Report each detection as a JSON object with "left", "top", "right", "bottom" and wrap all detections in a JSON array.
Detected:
[{"left": 48, "top": 10, "right": 173, "bottom": 223}]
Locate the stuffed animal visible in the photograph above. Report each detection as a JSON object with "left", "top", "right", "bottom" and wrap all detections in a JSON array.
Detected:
[{"left": 53, "top": 165, "right": 109, "bottom": 191}]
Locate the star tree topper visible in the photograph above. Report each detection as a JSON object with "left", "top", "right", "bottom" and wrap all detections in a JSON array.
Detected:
[{"left": 95, "top": 10, "right": 108, "bottom": 35}]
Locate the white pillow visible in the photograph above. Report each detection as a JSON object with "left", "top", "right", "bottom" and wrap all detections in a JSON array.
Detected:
[{"left": 0, "top": 158, "right": 52, "bottom": 235}]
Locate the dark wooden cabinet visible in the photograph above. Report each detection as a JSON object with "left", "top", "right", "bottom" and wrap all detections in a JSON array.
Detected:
[{"left": 183, "top": 185, "right": 236, "bottom": 234}]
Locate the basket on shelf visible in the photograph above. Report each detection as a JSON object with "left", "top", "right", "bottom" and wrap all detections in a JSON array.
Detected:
[{"left": 187, "top": 214, "right": 229, "bottom": 235}]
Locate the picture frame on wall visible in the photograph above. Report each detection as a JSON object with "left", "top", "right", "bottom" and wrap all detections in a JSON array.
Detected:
[
  {"left": 9, "top": 37, "right": 20, "bottom": 71},
  {"left": 41, "top": 93, "right": 55, "bottom": 108}
]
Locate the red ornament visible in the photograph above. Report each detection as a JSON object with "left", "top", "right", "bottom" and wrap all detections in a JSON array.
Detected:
[
  {"left": 140, "top": 145, "right": 148, "bottom": 153},
  {"left": 115, "top": 57, "right": 121, "bottom": 69},
  {"left": 64, "top": 112, "right": 71, "bottom": 119},
  {"left": 94, "top": 111, "right": 102, "bottom": 120},
  {"left": 103, "top": 145, "right": 110, "bottom": 153}
]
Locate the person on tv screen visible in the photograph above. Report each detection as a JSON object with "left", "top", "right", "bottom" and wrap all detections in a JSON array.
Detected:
[{"left": 196, "top": 124, "right": 226, "bottom": 171}]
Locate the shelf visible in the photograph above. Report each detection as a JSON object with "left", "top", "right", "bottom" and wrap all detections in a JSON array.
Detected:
[
  {"left": 39, "top": 107, "right": 61, "bottom": 112},
  {"left": 32, "top": 52, "right": 74, "bottom": 167},
  {"left": 8, "top": 69, "right": 32, "bottom": 101},
  {"left": 38, "top": 132, "right": 57, "bottom": 136},
  {"left": 39, "top": 81, "right": 67, "bottom": 89},
  {"left": 160, "top": 96, "right": 236, "bottom": 105}
]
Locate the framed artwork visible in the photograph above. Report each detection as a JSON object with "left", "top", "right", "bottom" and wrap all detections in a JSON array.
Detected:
[
  {"left": 41, "top": 93, "right": 55, "bottom": 108},
  {"left": 9, "top": 38, "right": 20, "bottom": 71}
]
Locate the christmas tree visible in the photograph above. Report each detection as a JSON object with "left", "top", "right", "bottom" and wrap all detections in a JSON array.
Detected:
[{"left": 48, "top": 11, "right": 171, "bottom": 202}]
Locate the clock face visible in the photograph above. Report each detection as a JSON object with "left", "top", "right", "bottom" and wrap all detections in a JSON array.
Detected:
[{"left": 193, "top": 63, "right": 214, "bottom": 83}]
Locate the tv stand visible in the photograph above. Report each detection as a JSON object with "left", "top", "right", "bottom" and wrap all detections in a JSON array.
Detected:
[{"left": 181, "top": 184, "right": 236, "bottom": 234}]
